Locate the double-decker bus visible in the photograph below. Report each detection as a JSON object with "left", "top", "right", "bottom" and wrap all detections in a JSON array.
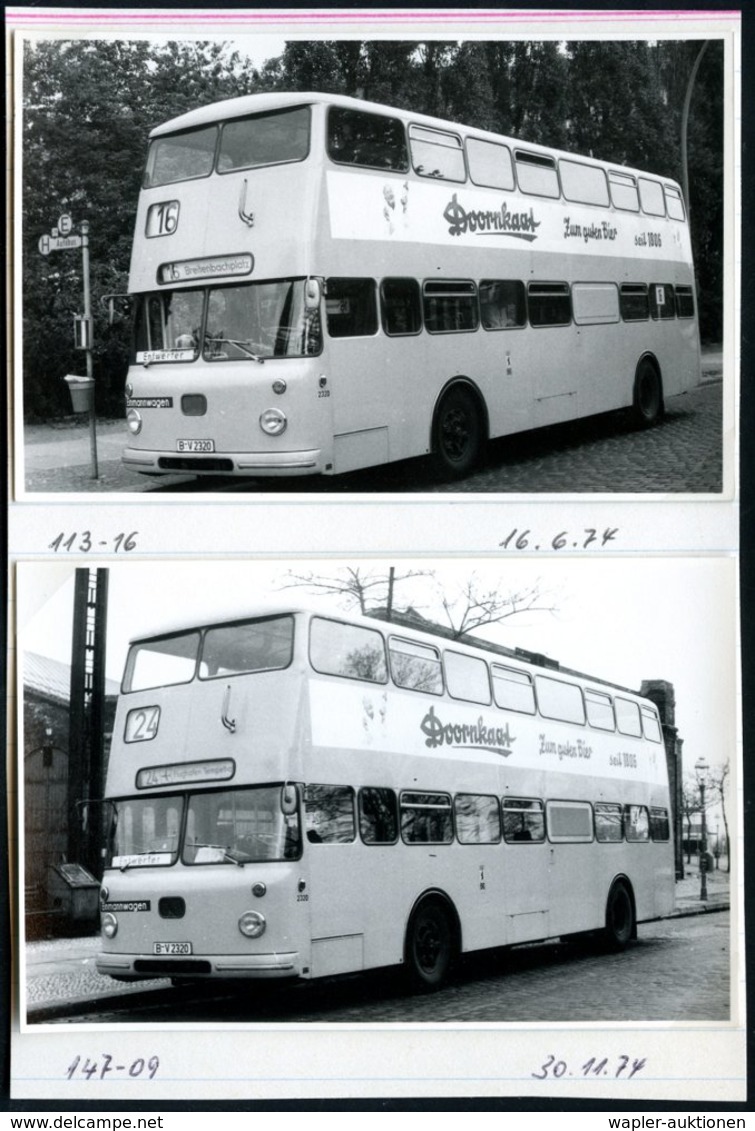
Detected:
[
  {"left": 96, "top": 606, "right": 674, "bottom": 990},
  {"left": 121, "top": 91, "right": 700, "bottom": 481}
]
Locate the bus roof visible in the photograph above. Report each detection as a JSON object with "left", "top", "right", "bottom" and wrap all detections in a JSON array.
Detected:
[
  {"left": 126, "top": 603, "right": 656, "bottom": 706},
  {"left": 148, "top": 90, "right": 681, "bottom": 190}
]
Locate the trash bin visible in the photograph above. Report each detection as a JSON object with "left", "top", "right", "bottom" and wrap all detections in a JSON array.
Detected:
[
  {"left": 49, "top": 862, "right": 100, "bottom": 925},
  {"left": 63, "top": 374, "right": 95, "bottom": 413}
]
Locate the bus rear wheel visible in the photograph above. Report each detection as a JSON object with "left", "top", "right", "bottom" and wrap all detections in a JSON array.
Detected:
[
  {"left": 604, "top": 881, "right": 635, "bottom": 950},
  {"left": 405, "top": 897, "right": 456, "bottom": 991},
  {"left": 432, "top": 386, "right": 484, "bottom": 478},
  {"left": 632, "top": 359, "right": 663, "bottom": 427}
]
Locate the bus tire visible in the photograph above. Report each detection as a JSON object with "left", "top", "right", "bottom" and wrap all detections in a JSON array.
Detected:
[
  {"left": 405, "top": 896, "right": 457, "bottom": 992},
  {"left": 604, "top": 880, "right": 635, "bottom": 950},
  {"left": 432, "top": 385, "right": 484, "bottom": 478},
  {"left": 632, "top": 358, "right": 663, "bottom": 427}
]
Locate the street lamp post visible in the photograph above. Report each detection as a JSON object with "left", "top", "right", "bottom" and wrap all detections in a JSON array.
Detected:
[{"left": 695, "top": 757, "right": 709, "bottom": 901}]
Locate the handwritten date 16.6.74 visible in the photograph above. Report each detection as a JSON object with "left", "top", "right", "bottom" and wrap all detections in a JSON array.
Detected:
[{"left": 500, "top": 527, "right": 619, "bottom": 552}]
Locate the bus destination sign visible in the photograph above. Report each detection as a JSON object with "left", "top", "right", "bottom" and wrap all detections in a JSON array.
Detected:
[
  {"left": 158, "top": 253, "right": 253, "bottom": 284},
  {"left": 136, "top": 758, "right": 236, "bottom": 789}
]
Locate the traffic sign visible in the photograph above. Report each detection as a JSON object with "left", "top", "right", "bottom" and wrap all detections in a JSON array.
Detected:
[
  {"left": 38, "top": 234, "right": 82, "bottom": 255},
  {"left": 58, "top": 213, "right": 73, "bottom": 237}
]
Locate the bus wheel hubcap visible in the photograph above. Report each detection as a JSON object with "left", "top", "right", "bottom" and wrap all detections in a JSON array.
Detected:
[{"left": 442, "top": 409, "right": 469, "bottom": 460}]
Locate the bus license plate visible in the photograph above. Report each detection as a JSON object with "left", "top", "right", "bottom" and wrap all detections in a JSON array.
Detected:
[
  {"left": 177, "top": 439, "right": 215, "bottom": 453},
  {"left": 153, "top": 941, "right": 192, "bottom": 956}
]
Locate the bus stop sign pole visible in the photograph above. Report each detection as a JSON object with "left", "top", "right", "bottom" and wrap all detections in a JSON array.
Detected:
[{"left": 80, "top": 221, "right": 99, "bottom": 478}]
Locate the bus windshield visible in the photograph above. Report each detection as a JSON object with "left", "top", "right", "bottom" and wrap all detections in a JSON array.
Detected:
[
  {"left": 184, "top": 785, "right": 301, "bottom": 864},
  {"left": 124, "top": 615, "right": 295, "bottom": 691},
  {"left": 108, "top": 786, "right": 302, "bottom": 868},
  {"left": 133, "top": 280, "right": 322, "bottom": 363},
  {"left": 144, "top": 107, "right": 311, "bottom": 187}
]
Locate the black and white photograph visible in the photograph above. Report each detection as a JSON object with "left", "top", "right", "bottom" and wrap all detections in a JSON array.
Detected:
[
  {"left": 15, "top": 29, "right": 729, "bottom": 496},
  {"left": 6, "top": 3, "right": 743, "bottom": 1114},
  {"left": 14, "top": 557, "right": 742, "bottom": 1099}
]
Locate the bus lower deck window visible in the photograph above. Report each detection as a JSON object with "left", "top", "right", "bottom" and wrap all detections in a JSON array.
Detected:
[
  {"left": 454, "top": 794, "right": 501, "bottom": 844},
  {"left": 527, "top": 283, "right": 571, "bottom": 327},
  {"left": 479, "top": 280, "right": 526, "bottom": 330},
  {"left": 620, "top": 284, "right": 650, "bottom": 322},
  {"left": 381, "top": 278, "right": 422, "bottom": 335},
  {"left": 650, "top": 284, "right": 676, "bottom": 320},
  {"left": 675, "top": 286, "right": 695, "bottom": 318},
  {"left": 422, "top": 280, "right": 478, "bottom": 333},
  {"left": 400, "top": 791, "right": 453, "bottom": 844},
  {"left": 325, "top": 278, "right": 378, "bottom": 338},
  {"left": 305, "top": 785, "right": 356, "bottom": 843},
  {"left": 359, "top": 788, "right": 398, "bottom": 844},
  {"left": 503, "top": 798, "right": 545, "bottom": 843}
]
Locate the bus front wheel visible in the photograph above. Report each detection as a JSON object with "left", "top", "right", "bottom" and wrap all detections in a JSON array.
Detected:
[
  {"left": 405, "top": 897, "right": 457, "bottom": 991},
  {"left": 632, "top": 359, "right": 663, "bottom": 427},
  {"left": 604, "top": 881, "right": 635, "bottom": 950},
  {"left": 432, "top": 385, "right": 484, "bottom": 478}
]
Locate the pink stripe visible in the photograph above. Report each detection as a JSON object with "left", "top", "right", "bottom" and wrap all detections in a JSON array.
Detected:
[{"left": 7, "top": 8, "right": 739, "bottom": 20}]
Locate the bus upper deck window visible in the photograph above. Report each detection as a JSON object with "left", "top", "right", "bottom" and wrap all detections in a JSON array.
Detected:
[
  {"left": 559, "top": 159, "right": 609, "bottom": 207},
  {"left": 608, "top": 170, "right": 640, "bottom": 212},
  {"left": 409, "top": 125, "right": 465, "bottom": 182},
  {"left": 466, "top": 137, "right": 515, "bottom": 191},
  {"left": 327, "top": 107, "right": 408, "bottom": 172},
  {"left": 218, "top": 106, "right": 310, "bottom": 173},
  {"left": 144, "top": 126, "right": 217, "bottom": 188},
  {"left": 514, "top": 150, "right": 559, "bottom": 198},
  {"left": 638, "top": 177, "right": 666, "bottom": 217},
  {"left": 664, "top": 184, "right": 686, "bottom": 221}
]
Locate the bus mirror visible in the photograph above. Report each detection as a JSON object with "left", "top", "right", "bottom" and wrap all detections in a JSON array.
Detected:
[
  {"left": 280, "top": 784, "right": 298, "bottom": 815},
  {"left": 304, "top": 279, "right": 321, "bottom": 311}
]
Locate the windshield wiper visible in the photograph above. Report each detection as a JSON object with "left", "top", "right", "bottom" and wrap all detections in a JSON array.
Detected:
[{"left": 205, "top": 337, "right": 265, "bottom": 364}]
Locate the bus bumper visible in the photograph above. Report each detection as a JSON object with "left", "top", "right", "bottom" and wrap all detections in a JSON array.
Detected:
[
  {"left": 122, "top": 446, "right": 326, "bottom": 477},
  {"left": 96, "top": 950, "right": 302, "bottom": 980}
]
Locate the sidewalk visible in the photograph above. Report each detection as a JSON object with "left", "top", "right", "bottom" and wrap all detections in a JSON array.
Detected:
[{"left": 23, "top": 868, "right": 730, "bottom": 1020}]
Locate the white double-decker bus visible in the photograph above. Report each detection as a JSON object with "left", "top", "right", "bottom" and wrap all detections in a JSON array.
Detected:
[
  {"left": 96, "top": 607, "right": 674, "bottom": 990},
  {"left": 121, "top": 91, "right": 700, "bottom": 481}
]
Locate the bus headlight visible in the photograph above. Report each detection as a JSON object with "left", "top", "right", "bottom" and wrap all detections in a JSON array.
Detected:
[
  {"left": 259, "top": 408, "right": 287, "bottom": 436},
  {"left": 126, "top": 408, "right": 143, "bottom": 435},
  {"left": 238, "top": 910, "right": 266, "bottom": 938},
  {"left": 102, "top": 912, "right": 118, "bottom": 939}
]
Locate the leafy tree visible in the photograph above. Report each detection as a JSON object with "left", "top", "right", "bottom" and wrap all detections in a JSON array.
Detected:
[
  {"left": 22, "top": 39, "right": 261, "bottom": 419},
  {"left": 21, "top": 36, "right": 724, "bottom": 420}
]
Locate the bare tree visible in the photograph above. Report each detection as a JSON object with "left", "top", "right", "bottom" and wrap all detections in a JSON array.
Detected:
[
  {"left": 279, "top": 566, "right": 558, "bottom": 638},
  {"left": 680, "top": 778, "right": 702, "bottom": 864},
  {"left": 705, "top": 760, "right": 730, "bottom": 873},
  {"left": 434, "top": 572, "right": 559, "bottom": 639},
  {"left": 279, "top": 566, "right": 434, "bottom": 616}
]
